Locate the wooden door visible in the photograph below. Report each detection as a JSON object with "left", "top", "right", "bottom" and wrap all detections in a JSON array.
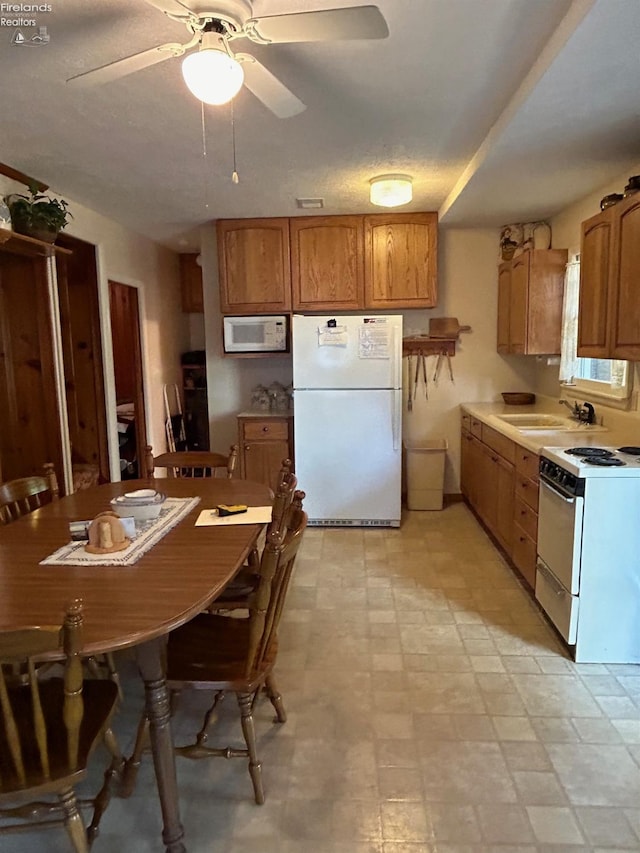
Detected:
[
  {"left": 577, "top": 210, "right": 612, "bottom": 358},
  {"left": 179, "top": 253, "right": 203, "bottom": 313},
  {"left": 497, "top": 262, "right": 511, "bottom": 353},
  {"left": 291, "top": 216, "right": 364, "bottom": 310},
  {"left": 609, "top": 196, "right": 640, "bottom": 360},
  {"left": 109, "top": 281, "right": 147, "bottom": 479},
  {"left": 0, "top": 250, "right": 63, "bottom": 482},
  {"left": 217, "top": 218, "right": 291, "bottom": 314},
  {"left": 508, "top": 253, "right": 529, "bottom": 353},
  {"left": 364, "top": 213, "right": 438, "bottom": 308},
  {"left": 56, "top": 234, "right": 109, "bottom": 484}
]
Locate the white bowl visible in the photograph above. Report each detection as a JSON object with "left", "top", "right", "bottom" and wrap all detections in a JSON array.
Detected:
[{"left": 111, "top": 493, "right": 165, "bottom": 522}]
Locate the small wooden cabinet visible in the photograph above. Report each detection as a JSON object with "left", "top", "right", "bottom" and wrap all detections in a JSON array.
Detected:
[
  {"left": 578, "top": 194, "right": 640, "bottom": 360},
  {"left": 291, "top": 216, "right": 364, "bottom": 311},
  {"left": 179, "top": 253, "right": 204, "bottom": 313},
  {"left": 217, "top": 218, "right": 291, "bottom": 314},
  {"left": 364, "top": 212, "right": 438, "bottom": 309},
  {"left": 497, "top": 249, "right": 567, "bottom": 355},
  {"left": 237, "top": 414, "right": 294, "bottom": 493}
]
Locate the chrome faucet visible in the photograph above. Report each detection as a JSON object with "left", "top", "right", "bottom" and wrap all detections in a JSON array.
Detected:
[
  {"left": 559, "top": 399, "right": 581, "bottom": 419},
  {"left": 559, "top": 399, "right": 596, "bottom": 425}
]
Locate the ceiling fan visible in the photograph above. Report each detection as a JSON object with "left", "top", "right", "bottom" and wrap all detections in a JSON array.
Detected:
[{"left": 67, "top": 0, "right": 389, "bottom": 118}]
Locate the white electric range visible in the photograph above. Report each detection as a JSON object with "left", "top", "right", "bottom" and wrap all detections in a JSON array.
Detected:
[{"left": 536, "top": 445, "right": 640, "bottom": 663}]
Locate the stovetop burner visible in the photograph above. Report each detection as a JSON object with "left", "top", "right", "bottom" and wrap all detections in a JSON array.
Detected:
[
  {"left": 618, "top": 446, "right": 640, "bottom": 456},
  {"left": 566, "top": 447, "right": 613, "bottom": 458},
  {"left": 583, "top": 456, "right": 626, "bottom": 467}
]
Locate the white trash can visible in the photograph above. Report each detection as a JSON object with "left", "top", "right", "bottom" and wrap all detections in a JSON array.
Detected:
[{"left": 405, "top": 439, "right": 448, "bottom": 510}]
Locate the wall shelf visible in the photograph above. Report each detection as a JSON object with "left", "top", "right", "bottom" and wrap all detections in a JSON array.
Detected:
[
  {"left": 0, "top": 230, "right": 72, "bottom": 258},
  {"left": 402, "top": 336, "right": 456, "bottom": 357}
]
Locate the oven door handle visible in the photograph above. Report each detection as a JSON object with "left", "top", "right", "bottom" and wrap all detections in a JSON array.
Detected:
[
  {"left": 536, "top": 559, "right": 566, "bottom": 596},
  {"left": 539, "top": 475, "right": 576, "bottom": 503}
]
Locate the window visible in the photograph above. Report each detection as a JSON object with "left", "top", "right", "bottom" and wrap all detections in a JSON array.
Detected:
[{"left": 559, "top": 254, "right": 632, "bottom": 402}]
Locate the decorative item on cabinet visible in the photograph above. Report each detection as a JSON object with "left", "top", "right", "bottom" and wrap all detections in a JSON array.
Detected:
[{"left": 3, "top": 183, "right": 72, "bottom": 244}]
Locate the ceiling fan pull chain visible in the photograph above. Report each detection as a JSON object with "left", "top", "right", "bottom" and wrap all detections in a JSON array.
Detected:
[
  {"left": 231, "top": 100, "right": 239, "bottom": 185},
  {"left": 201, "top": 100, "right": 212, "bottom": 211}
]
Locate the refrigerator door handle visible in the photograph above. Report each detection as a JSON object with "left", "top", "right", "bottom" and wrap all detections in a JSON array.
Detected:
[
  {"left": 392, "top": 323, "right": 402, "bottom": 390},
  {"left": 392, "top": 389, "right": 401, "bottom": 451}
]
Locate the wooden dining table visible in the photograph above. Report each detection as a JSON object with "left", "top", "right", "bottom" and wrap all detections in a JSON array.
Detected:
[{"left": 0, "top": 476, "right": 272, "bottom": 853}]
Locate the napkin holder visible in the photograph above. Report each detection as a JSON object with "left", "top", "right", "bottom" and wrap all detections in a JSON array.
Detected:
[{"left": 84, "top": 511, "right": 131, "bottom": 554}]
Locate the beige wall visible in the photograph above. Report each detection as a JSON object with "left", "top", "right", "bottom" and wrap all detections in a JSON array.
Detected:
[
  {"left": 1, "top": 176, "right": 188, "bottom": 480},
  {"left": 198, "top": 224, "right": 537, "bottom": 493},
  {"left": 535, "top": 163, "right": 640, "bottom": 415}
]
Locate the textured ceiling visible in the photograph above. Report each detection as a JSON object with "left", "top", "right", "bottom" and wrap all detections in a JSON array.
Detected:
[{"left": 1, "top": 0, "right": 639, "bottom": 249}]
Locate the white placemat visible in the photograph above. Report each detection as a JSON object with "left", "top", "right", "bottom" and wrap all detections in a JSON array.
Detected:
[
  {"left": 194, "top": 506, "right": 272, "bottom": 527},
  {"left": 40, "top": 497, "right": 200, "bottom": 567}
]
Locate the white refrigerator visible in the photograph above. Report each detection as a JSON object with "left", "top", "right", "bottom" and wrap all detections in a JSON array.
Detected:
[{"left": 292, "top": 313, "right": 402, "bottom": 527}]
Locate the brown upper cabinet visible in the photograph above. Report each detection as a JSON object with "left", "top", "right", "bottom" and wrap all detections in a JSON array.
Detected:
[
  {"left": 290, "top": 216, "right": 364, "bottom": 311},
  {"left": 217, "top": 212, "right": 438, "bottom": 314},
  {"left": 217, "top": 218, "right": 292, "bottom": 314},
  {"left": 578, "top": 194, "right": 640, "bottom": 360},
  {"left": 496, "top": 249, "right": 567, "bottom": 355},
  {"left": 364, "top": 212, "right": 438, "bottom": 309},
  {"left": 179, "top": 253, "right": 204, "bottom": 313}
]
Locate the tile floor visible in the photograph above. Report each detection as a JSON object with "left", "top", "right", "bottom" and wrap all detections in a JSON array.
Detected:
[{"left": 4, "top": 504, "right": 640, "bottom": 852}]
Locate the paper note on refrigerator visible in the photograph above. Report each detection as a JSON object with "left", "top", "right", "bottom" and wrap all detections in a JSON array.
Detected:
[
  {"left": 358, "top": 323, "right": 390, "bottom": 358},
  {"left": 318, "top": 324, "right": 348, "bottom": 346}
]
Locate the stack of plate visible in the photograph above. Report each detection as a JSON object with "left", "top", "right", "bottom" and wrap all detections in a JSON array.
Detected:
[{"left": 111, "top": 489, "right": 166, "bottom": 521}]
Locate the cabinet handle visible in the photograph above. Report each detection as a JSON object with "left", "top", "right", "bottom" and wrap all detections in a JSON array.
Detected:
[
  {"left": 519, "top": 536, "right": 526, "bottom": 542},
  {"left": 491, "top": 455, "right": 498, "bottom": 462},
  {"left": 244, "top": 444, "right": 250, "bottom": 451},
  {"left": 262, "top": 426, "right": 269, "bottom": 432}
]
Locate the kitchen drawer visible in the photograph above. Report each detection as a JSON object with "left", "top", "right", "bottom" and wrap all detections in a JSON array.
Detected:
[
  {"left": 512, "top": 525, "right": 536, "bottom": 588},
  {"left": 482, "top": 424, "right": 515, "bottom": 463},
  {"left": 515, "top": 474, "right": 539, "bottom": 512},
  {"left": 516, "top": 446, "right": 539, "bottom": 482},
  {"left": 241, "top": 420, "right": 290, "bottom": 441},
  {"left": 535, "top": 559, "right": 578, "bottom": 644},
  {"left": 514, "top": 496, "right": 537, "bottom": 541},
  {"left": 470, "top": 417, "right": 483, "bottom": 439}
]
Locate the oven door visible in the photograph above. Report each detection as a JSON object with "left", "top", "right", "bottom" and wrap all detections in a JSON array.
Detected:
[{"left": 537, "top": 477, "right": 584, "bottom": 594}]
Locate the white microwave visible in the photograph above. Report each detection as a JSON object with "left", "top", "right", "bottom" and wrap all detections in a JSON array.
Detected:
[{"left": 223, "top": 315, "right": 288, "bottom": 354}]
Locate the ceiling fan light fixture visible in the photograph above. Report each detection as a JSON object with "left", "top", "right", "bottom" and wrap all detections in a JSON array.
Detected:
[
  {"left": 369, "top": 174, "right": 413, "bottom": 208},
  {"left": 181, "top": 42, "right": 244, "bottom": 106}
]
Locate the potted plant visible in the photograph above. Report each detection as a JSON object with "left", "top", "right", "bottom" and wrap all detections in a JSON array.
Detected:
[{"left": 3, "top": 183, "right": 72, "bottom": 243}]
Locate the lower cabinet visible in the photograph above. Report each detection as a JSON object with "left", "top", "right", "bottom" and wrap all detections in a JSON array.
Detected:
[
  {"left": 460, "top": 415, "right": 538, "bottom": 588},
  {"left": 237, "top": 414, "right": 294, "bottom": 493}
]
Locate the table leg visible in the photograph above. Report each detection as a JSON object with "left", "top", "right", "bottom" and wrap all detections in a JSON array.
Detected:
[{"left": 135, "top": 638, "right": 186, "bottom": 853}]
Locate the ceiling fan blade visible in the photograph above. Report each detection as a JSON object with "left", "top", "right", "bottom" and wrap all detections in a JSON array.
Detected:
[
  {"left": 236, "top": 54, "right": 306, "bottom": 118},
  {"left": 246, "top": 5, "right": 388, "bottom": 44},
  {"left": 67, "top": 43, "right": 187, "bottom": 87}
]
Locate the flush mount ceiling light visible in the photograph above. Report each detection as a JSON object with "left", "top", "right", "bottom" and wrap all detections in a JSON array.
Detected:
[
  {"left": 369, "top": 174, "right": 413, "bottom": 208},
  {"left": 181, "top": 31, "right": 244, "bottom": 106}
]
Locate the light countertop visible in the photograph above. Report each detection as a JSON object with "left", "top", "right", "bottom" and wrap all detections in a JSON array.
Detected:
[{"left": 461, "top": 402, "right": 637, "bottom": 454}]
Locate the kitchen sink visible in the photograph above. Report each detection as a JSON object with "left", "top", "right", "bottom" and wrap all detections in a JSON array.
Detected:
[{"left": 496, "top": 413, "right": 608, "bottom": 432}]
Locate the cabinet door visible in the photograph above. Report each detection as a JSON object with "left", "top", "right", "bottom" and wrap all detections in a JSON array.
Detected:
[
  {"left": 497, "top": 262, "right": 511, "bottom": 353},
  {"left": 577, "top": 210, "right": 612, "bottom": 358},
  {"left": 291, "top": 216, "right": 364, "bottom": 310},
  {"left": 179, "top": 253, "right": 203, "bottom": 313},
  {"left": 508, "top": 254, "right": 529, "bottom": 353},
  {"left": 526, "top": 250, "right": 567, "bottom": 355},
  {"left": 610, "top": 196, "right": 640, "bottom": 360},
  {"left": 495, "top": 454, "right": 514, "bottom": 554},
  {"left": 364, "top": 213, "right": 438, "bottom": 308},
  {"left": 217, "top": 218, "right": 291, "bottom": 314},
  {"left": 460, "top": 429, "right": 472, "bottom": 498},
  {"left": 243, "top": 440, "right": 290, "bottom": 492}
]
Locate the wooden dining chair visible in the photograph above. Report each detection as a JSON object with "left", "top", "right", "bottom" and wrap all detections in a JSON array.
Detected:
[
  {"left": 0, "top": 464, "right": 59, "bottom": 526},
  {"left": 143, "top": 445, "right": 239, "bottom": 479},
  {"left": 166, "top": 495, "right": 308, "bottom": 804},
  {"left": 0, "top": 600, "right": 122, "bottom": 851},
  {"left": 209, "top": 459, "right": 298, "bottom": 612}
]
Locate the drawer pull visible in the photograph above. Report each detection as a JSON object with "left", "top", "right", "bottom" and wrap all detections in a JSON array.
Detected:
[{"left": 262, "top": 426, "right": 269, "bottom": 432}]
